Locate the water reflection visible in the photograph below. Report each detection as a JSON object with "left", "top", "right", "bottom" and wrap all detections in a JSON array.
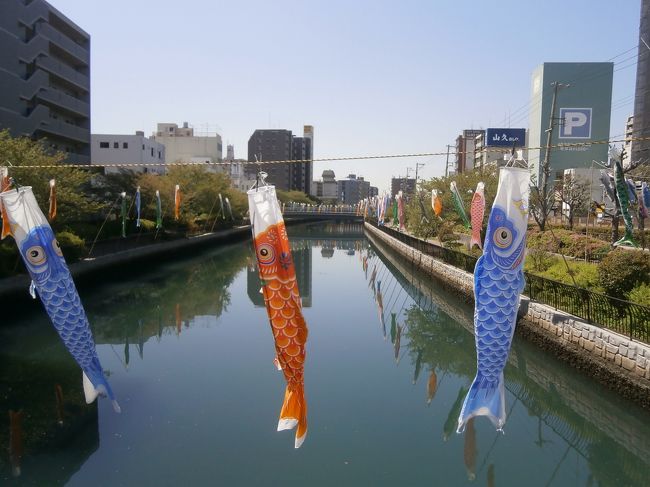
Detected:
[
  {"left": 367, "top": 230, "right": 650, "bottom": 487},
  {"left": 1, "top": 224, "right": 650, "bottom": 485}
]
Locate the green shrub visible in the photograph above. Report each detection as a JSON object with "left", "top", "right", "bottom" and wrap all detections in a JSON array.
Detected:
[
  {"left": 438, "top": 220, "right": 457, "bottom": 243},
  {"left": 543, "top": 261, "right": 601, "bottom": 290},
  {"left": 597, "top": 249, "right": 650, "bottom": 299},
  {"left": 628, "top": 283, "right": 650, "bottom": 307},
  {"left": 138, "top": 218, "right": 156, "bottom": 232},
  {"left": 525, "top": 248, "right": 559, "bottom": 273},
  {"left": 56, "top": 231, "right": 86, "bottom": 262}
]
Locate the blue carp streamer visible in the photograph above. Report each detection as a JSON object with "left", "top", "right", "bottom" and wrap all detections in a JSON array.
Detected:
[
  {"left": 457, "top": 167, "right": 529, "bottom": 432},
  {"left": 1, "top": 187, "right": 120, "bottom": 412}
]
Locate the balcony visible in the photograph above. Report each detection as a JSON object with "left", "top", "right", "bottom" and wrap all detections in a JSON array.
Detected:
[
  {"left": 36, "top": 56, "right": 89, "bottom": 92},
  {"left": 38, "top": 87, "right": 89, "bottom": 118},
  {"left": 38, "top": 118, "right": 89, "bottom": 144},
  {"left": 38, "top": 23, "right": 89, "bottom": 65}
]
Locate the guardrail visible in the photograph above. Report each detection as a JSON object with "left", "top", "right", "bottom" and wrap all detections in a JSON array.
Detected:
[{"left": 369, "top": 221, "right": 650, "bottom": 343}]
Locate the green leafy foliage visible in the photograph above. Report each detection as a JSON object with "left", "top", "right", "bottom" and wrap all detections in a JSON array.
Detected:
[
  {"left": 56, "top": 230, "right": 86, "bottom": 261},
  {"left": 628, "top": 283, "right": 650, "bottom": 307},
  {"left": 527, "top": 228, "right": 610, "bottom": 260},
  {"left": 0, "top": 130, "right": 102, "bottom": 227},
  {"left": 275, "top": 190, "right": 317, "bottom": 205},
  {"left": 406, "top": 167, "right": 498, "bottom": 241},
  {"left": 597, "top": 249, "right": 650, "bottom": 299},
  {"left": 137, "top": 166, "right": 246, "bottom": 232}
]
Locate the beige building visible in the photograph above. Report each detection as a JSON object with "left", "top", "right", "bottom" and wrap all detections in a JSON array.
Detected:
[
  {"left": 311, "top": 169, "right": 338, "bottom": 200},
  {"left": 152, "top": 122, "right": 223, "bottom": 169}
]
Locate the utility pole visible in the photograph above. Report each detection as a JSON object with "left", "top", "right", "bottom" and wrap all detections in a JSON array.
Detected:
[
  {"left": 415, "top": 162, "right": 425, "bottom": 183},
  {"left": 533, "top": 81, "right": 569, "bottom": 231},
  {"left": 445, "top": 144, "right": 452, "bottom": 177}
]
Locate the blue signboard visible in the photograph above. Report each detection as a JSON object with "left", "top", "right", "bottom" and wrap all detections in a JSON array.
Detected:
[
  {"left": 558, "top": 108, "right": 592, "bottom": 139},
  {"left": 485, "top": 128, "right": 526, "bottom": 147}
]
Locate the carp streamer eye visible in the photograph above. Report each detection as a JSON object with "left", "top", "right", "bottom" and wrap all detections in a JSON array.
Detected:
[
  {"left": 493, "top": 227, "right": 512, "bottom": 249},
  {"left": 26, "top": 245, "right": 47, "bottom": 266},
  {"left": 258, "top": 243, "right": 276, "bottom": 265},
  {"left": 52, "top": 238, "right": 63, "bottom": 257}
]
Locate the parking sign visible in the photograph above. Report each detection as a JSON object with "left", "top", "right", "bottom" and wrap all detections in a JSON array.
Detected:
[{"left": 559, "top": 108, "right": 592, "bottom": 139}]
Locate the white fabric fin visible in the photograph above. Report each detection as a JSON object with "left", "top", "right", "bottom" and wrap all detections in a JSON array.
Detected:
[
  {"left": 277, "top": 418, "right": 298, "bottom": 431},
  {"left": 82, "top": 372, "right": 99, "bottom": 404},
  {"left": 295, "top": 431, "right": 307, "bottom": 449},
  {"left": 29, "top": 280, "right": 36, "bottom": 299}
]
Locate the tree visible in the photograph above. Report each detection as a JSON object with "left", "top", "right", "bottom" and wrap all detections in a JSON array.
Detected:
[
  {"left": 556, "top": 173, "right": 589, "bottom": 230},
  {"left": 529, "top": 174, "right": 556, "bottom": 232},
  {"left": 0, "top": 130, "right": 101, "bottom": 226},
  {"left": 410, "top": 167, "right": 498, "bottom": 241}
]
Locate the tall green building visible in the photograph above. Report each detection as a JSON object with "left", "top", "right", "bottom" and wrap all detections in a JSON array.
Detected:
[{"left": 528, "top": 62, "right": 613, "bottom": 183}]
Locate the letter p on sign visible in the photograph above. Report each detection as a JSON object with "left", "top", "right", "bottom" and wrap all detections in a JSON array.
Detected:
[{"left": 559, "top": 108, "right": 592, "bottom": 139}]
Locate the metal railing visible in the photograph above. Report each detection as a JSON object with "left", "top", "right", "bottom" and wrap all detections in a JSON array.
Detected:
[{"left": 369, "top": 221, "right": 650, "bottom": 343}]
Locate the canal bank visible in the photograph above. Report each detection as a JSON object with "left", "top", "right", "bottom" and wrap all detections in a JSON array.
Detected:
[{"left": 364, "top": 222, "right": 650, "bottom": 410}]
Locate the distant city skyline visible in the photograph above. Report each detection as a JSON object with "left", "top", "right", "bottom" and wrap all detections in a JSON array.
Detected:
[{"left": 49, "top": 0, "right": 641, "bottom": 192}]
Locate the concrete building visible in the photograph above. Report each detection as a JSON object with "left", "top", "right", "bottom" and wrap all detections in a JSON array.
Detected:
[
  {"left": 223, "top": 145, "right": 256, "bottom": 192},
  {"left": 247, "top": 125, "right": 313, "bottom": 193},
  {"left": 0, "top": 0, "right": 91, "bottom": 163},
  {"left": 152, "top": 122, "right": 223, "bottom": 167},
  {"left": 91, "top": 131, "right": 165, "bottom": 174},
  {"left": 455, "top": 129, "right": 484, "bottom": 173},
  {"left": 390, "top": 177, "right": 416, "bottom": 197},
  {"left": 311, "top": 169, "right": 338, "bottom": 201},
  {"left": 474, "top": 128, "right": 527, "bottom": 170},
  {"left": 528, "top": 62, "right": 613, "bottom": 184},
  {"left": 632, "top": 0, "right": 650, "bottom": 164},
  {"left": 338, "top": 174, "right": 370, "bottom": 205}
]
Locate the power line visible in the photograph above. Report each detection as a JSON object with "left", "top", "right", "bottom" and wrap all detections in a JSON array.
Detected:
[{"left": 7, "top": 135, "right": 650, "bottom": 170}]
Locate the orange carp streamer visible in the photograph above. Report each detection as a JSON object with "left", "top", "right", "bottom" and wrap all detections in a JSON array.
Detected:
[
  {"left": 174, "top": 184, "right": 181, "bottom": 220},
  {"left": 48, "top": 179, "right": 57, "bottom": 221},
  {"left": 1, "top": 168, "right": 11, "bottom": 238},
  {"left": 248, "top": 185, "right": 308, "bottom": 448}
]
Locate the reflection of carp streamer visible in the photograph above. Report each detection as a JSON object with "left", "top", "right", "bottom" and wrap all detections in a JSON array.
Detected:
[
  {"left": 248, "top": 185, "right": 308, "bottom": 448},
  {"left": 0, "top": 188, "right": 119, "bottom": 412},
  {"left": 457, "top": 167, "right": 529, "bottom": 432}
]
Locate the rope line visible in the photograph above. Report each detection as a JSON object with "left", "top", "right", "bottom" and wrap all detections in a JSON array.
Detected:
[{"left": 6, "top": 136, "right": 650, "bottom": 169}]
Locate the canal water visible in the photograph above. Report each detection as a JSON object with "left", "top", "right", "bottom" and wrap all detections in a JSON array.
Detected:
[{"left": 1, "top": 222, "right": 649, "bottom": 486}]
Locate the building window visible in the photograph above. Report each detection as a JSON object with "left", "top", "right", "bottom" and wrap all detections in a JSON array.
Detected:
[
  {"left": 142, "top": 144, "right": 145, "bottom": 150},
  {"left": 158, "top": 151, "right": 162, "bottom": 159},
  {"left": 123, "top": 142, "right": 128, "bottom": 149},
  {"left": 151, "top": 148, "right": 154, "bottom": 157},
  {"left": 113, "top": 142, "right": 119, "bottom": 148},
  {"left": 100, "top": 142, "right": 109, "bottom": 148}
]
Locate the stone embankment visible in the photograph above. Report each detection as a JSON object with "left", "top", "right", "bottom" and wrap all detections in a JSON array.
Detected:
[{"left": 364, "top": 222, "right": 650, "bottom": 409}]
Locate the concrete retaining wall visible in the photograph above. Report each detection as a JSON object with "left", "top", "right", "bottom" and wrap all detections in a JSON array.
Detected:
[{"left": 365, "top": 222, "right": 650, "bottom": 409}]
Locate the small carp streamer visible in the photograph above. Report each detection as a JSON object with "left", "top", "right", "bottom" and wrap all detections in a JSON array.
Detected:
[
  {"left": 431, "top": 189, "right": 442, "bottom": 218},
  {"left": 613, "top": 159, "right": 636, "bottom": 247},
  {"left": 48, "top": 179, "right": 57, "bottom": 221},
  {"left": 470, "top": 182, "right": 485, "bottom": 250},
  {"left": 248, "top": 184, "right": 308, "bottom": 448},
  {"left": 174, "top": 184, "right": 181, "bottom": 221},
  {"left": 457, "top": 167, "right": 529, "bottom": 432},
  {"left": 135, "top": 186, "right": 141, "bottom": 228},
  {"left": 450, "top": 181, "right": 471, "bottom": 229},
  {"left": 0, "top": 187, "right": 119, "bottom": 412}
]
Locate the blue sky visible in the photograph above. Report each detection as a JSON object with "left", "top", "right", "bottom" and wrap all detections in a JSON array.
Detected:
[{"left": 51, "top": 0, "right": 641, "bottom": 192}]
